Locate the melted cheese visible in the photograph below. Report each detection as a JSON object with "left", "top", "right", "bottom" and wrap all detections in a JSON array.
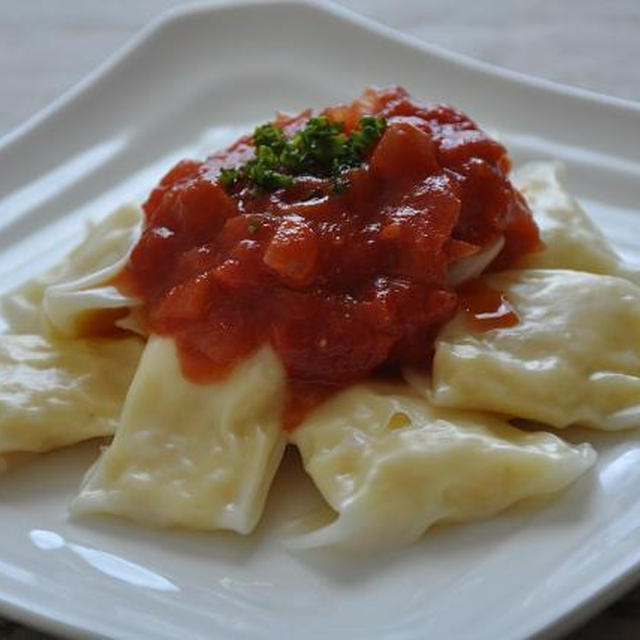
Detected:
[
  {"left": 415, "top": 269, "right": 640, "bottom": 430},
  {"left": 513, "top": 162, "right": 637, "bottom": 280},
  {"left": 289, "top": 383, "right": 595, "bottom": 551},
  {"left": 0, "top": 204, "right": 142, "bottom": 336},
  {"left": 70, "top": 337, "right": 287, "bottom": 534},
  {"left": 0, "top": 334, "right": 143, "bottom": 461}
]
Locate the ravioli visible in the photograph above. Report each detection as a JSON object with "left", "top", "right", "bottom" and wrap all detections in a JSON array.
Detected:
[
  {"left": 0, "top": 334, "right": 143, "bottom": 464},
  {"left": 0, "top": 204, "right": 142, "bottom": 336},
  {"left": 289, "top": 383, "right": 595, "bottom": 551},
  {"left": 3, "top": 85, "right": 635, "bottom": 554},
  {"left": 513, "top": 162, "right": 636, "bottom": 280},
  {"left": 415, "top": 269, "right": 640, "bottom": 430},
  {"left": 71, "top": 337, "right": 287, "bottom": 534}
]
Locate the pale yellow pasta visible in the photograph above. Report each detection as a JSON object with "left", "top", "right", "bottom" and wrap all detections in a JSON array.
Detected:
[
  {"left": 0, "top": 204, "right": 142, "bottom": 336},
  {"left": 513, "top": 162, "right": 637, "bottom": 281},
  {"left": 0, "top": 334, "right": 143, "bottom": 462},
  {"left": 71, "top": 337, "right": 287, "bottom": 534},
  {"left": 411, "top": 269, "right": 640, "bottom": 430},
  {"left": 289, "top": 382, "right": 595, "bottom": 551}
]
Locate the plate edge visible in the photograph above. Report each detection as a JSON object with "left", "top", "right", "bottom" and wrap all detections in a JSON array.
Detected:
[{"left": 1, "top": 0, "right": 639, "bottom": 153}]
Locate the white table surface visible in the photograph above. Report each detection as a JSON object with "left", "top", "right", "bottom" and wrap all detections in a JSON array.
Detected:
[{"left": 1, "top": 1, "right": 640, "bottom": 638}]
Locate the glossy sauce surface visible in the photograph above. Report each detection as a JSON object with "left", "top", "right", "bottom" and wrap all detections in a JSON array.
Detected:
[
  {"left": 122, "top": 87, "right": 539, "bottom": 427},
  {"left": 458, "top": 279, "right": 519, "bottom": 331}
]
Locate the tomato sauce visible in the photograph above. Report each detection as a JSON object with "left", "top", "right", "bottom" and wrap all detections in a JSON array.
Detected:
[
  {"left": 121, "top": 87, "right": 540, "bottom": 427},
  {"left": 458, "top": 279, "right": 519, "bottom": 331}
]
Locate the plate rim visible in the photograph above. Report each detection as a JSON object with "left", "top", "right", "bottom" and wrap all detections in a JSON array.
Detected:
[
  {"left": 1, "top": 1, "right": 640, "bottom": 638},
  {"left": 0, "top": 591, "right": 101, "bottom": 640},
  {"left": 2, "top": 0, "right": 639, "bottom": 154}
]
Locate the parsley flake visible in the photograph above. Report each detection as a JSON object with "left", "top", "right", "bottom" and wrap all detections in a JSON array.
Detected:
[
  {"left": 247, "top": 218, "right": 262, "bottom": 234},
  {"left": 218, "top": 115, "right": 387, "bottom": 193}
]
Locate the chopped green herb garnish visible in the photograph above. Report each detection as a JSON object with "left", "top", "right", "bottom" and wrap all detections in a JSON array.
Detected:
[
  {"left": 347, "top": 115, "right": 388, "bottom": 157},
  {"left": 288, "top": 117, "right": 347, "bottom": 176},
  {"left": 218, "top": 115, "right": 387, "bottom": 193},
  {"left": 247, "top": 218, "right": 262, "bottom": 234},
  {"left": 245, "top": 145, "right": 294, "bottom": 191},
  {"left": 253, "top": 123, "right": 289, "bottom": 154},
  {"left": 219, "top": 167, "right": 242, "bottom": 190}
]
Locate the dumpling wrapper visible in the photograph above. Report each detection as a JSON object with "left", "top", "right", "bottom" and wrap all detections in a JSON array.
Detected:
[
  {"left": 513, "top": 162, "right": 638, "bottom": 281},
  {"left": 289, "top": 383, "right": 595, "bottom": 551},
  {"left": 71, "top": 337, "right": 287, "bottom": 534},
  {"left": 412, "top": 269, "right": 640, "bottom": 430},
  {"left": 0, "top": 334, "right": 143, "bottom": 467},
  {"left": 0, "top": 204, "right": 142, "bottom": 336}
]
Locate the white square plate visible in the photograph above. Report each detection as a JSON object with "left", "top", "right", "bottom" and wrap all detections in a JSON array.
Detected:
[{"left": 1, "top": 2, "right": 640, "bottom": 638}]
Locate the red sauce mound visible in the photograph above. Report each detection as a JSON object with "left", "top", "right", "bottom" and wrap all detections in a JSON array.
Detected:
[{"left": 123, "top": 87, "right": 539, "bottom": 424}]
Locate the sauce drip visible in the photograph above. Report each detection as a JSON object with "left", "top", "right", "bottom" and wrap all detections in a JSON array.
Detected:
[
  {"left": 458, "top": 279, "right": 519, "bottom": 331},
  {"left": 120, "top": 87, "right": 540, "bottom": 428}
]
